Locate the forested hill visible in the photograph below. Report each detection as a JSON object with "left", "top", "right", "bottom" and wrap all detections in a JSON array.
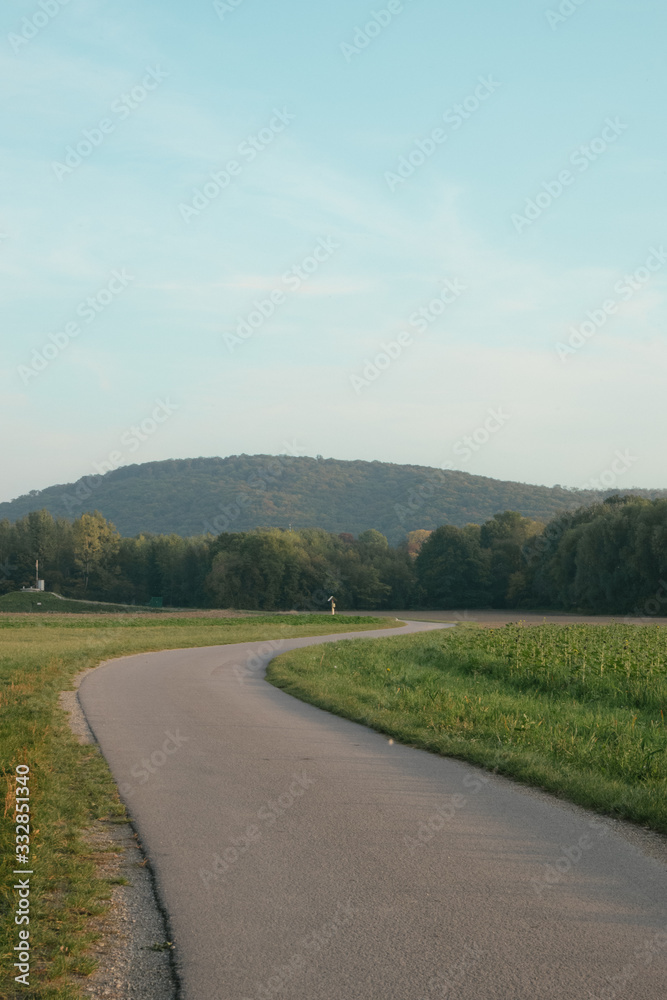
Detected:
[{"left": 2, "top": 455, "right": 666, "bottom": 543}]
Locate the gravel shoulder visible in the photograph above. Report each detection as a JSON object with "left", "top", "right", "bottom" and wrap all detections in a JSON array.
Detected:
[{"left": 60, "top": 673, "right": 176, "bottom": 1000}]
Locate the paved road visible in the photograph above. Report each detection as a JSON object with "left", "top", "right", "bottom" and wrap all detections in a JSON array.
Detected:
[{"left": 79, "top": 621, "right": 667, "bottom": 999}]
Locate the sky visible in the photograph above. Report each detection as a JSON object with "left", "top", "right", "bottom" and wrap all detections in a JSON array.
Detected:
[{"left": 2, "top": 0, "right": 666, "bottom": 502}]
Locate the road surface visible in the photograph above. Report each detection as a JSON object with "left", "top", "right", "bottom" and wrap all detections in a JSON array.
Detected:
[{"left": 78, "top": 620, "right": 667, "bottom": 999}]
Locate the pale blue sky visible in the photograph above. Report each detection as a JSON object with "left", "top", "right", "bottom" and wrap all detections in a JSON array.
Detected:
[{"left": 2, "top": 0, "right": 666, "bottom": 502}]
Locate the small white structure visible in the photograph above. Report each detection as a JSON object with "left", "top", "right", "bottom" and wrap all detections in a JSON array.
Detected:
[{"left": 328, "top": 596, "right": 336, "bottom": 615}]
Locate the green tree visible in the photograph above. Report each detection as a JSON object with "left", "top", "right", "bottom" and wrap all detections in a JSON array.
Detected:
[
  {"left": 416, "top": 524, "right": 489, "bottom": 608},
  {"left": 480, "top": 511, "right": 543, "bottom": 607}
]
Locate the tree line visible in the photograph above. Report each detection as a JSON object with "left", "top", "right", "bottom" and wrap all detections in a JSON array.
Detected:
[{"left": 1, "top": 495, "right": 666, "bottom": 616}]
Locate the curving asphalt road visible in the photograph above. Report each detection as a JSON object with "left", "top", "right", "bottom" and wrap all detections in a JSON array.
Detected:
[{"left": 78, "top": 620, "right": 667, "bottom": 999}]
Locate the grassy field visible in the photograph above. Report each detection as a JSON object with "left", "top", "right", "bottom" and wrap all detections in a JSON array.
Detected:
[
  {"left": 268, "top": 623, "right": 667, "bottom": 833},
  {"left": 0, "top": 592, "right": 169, "bottom": 614},
  {"left": 0, "top": 611, "right": 393, "bottom": 999}
]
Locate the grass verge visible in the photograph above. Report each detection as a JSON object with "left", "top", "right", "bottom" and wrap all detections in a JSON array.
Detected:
[
  {"left": 0, "top": 612, "right": 393, "bottom": 998},
  {"left": 267, "top": 623, "right": 667, "bottom": 833},
  {"left": 0, "top": 592, "right": 168, "bottom": 614}
]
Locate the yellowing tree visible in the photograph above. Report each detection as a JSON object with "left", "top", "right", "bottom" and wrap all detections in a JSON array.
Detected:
[
  {"left": 406, "top": 529, "right": 432, "bottom": 559},
  {"left": 73, "top": 511, "right": 120, "bottom": 591}
]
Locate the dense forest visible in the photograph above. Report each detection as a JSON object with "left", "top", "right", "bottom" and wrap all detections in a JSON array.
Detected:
[
  {"left": 3, "top": 454, "right": 666, "bottom": 544},
  {"left": 1, "top": 495, "right": 666, "bottom": 617}
]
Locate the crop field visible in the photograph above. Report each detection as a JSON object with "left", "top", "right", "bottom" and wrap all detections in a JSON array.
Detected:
[
  {"left": 268, "top": 623, "right": 667, "bottom": 833},
  {"left": 0, "top": 611, "right": 393, "bottom": 999}
]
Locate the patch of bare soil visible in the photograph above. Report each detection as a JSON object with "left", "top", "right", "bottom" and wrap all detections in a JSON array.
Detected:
[{"left": 364, "top": 609, "right": 667, "bottom": 628}]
